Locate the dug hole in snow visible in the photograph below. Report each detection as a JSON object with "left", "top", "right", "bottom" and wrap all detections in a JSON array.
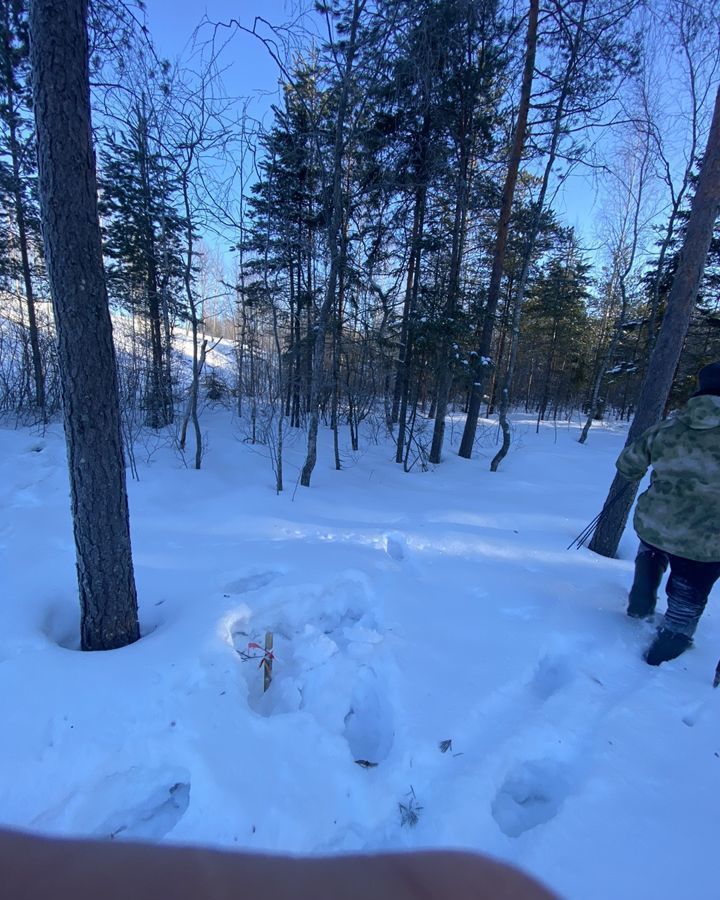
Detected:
[{"left": 1, "top": 409, "right": 719, "bottom": 900}]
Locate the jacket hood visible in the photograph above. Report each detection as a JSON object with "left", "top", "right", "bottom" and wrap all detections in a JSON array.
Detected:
[{"left": 679, "top": 394, "right": 720, "bottom": 430}]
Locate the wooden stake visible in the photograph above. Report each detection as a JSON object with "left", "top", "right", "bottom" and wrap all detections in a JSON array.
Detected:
[{"left": 263, "top": 631, "right": 274, "bottom": 692}]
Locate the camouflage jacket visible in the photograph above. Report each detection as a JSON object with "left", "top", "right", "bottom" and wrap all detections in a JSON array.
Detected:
[{"left": 616, "top": 395, "right": 720, "bottom": 562}]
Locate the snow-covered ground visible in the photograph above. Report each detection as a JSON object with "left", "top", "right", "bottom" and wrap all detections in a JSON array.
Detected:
[{"left": 1, "top": 409, "right": 719, "bottom": 899}]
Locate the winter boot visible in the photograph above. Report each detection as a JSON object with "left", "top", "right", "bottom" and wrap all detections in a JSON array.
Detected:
[
  {"left": 627, "top": 549, "right": 667, "bottom": 619},
  {"left": 644, "top": 629, "right": 692, "bottom": 666}
]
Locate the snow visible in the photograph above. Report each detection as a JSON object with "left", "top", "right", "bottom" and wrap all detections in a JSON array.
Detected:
[{"left": 1, "top": 410, "right": 719, "bottom": 899}]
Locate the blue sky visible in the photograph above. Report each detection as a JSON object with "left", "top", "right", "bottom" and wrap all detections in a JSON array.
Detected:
[
  {"left": 140, "top": 1, "right": 622, "bottom": 268},
  {"left": 144, "top": 0, "right": 292, "bottom": 124},
  {"left": 141, "top": 1, "right": 715, "bottom": 276}
]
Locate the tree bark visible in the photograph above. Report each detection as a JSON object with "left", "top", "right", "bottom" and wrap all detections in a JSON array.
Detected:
[
  {"left": 458, "top": 0, "right": 539, "bottom": 458},
  {"left": 589, "top": 85, "right": 720, "bottom": 557},
  {"left": 482, "top": 0, "right": 587, "bottom": 468},
  {"left": 29, "top": 0, "right": 140, "bottom": 650}
]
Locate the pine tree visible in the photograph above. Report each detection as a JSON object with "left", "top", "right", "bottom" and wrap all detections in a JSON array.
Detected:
[
  {"left": 519, "top": 236, "right": 591, "bottom": 426},
  {"left": 426, "top": 0, "right": 506, "bottom": 464},
  {"left": 244, "top": 66, "right": 325, "bottom": 429},
  {"left": 100, "top": 98, "right": 186, "bottom": 428},
  {"left": 0, "top": 0, "right": 45, "bottom": 411},
  {"left": 460, "top": 0, "right": 641, "bottom": 458},
  {"left": 29, "top": 0, "right": 140, "bottom": 650}
]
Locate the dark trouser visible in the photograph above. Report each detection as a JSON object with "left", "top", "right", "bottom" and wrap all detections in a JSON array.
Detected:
[{"left": 630, "top": 540, "right": 720, "bottom": 638}]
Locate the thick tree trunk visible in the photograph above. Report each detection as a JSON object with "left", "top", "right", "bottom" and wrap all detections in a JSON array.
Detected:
[
  {"left": 29, "top": 0, "right": 140, "bottom": 651},
  {"left": 458, "top": 0, "right": 539, "bottom": 458},
  {"left": 590, "top": 85, "right": 720, "bottom": 557}
]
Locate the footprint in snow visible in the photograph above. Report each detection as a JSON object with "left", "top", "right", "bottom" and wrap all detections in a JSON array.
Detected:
[
  {"left": 529, "top": 653, "right": 576, "bottom": 700},
  {"left": 343, "top": 666, "right": 395, "bottom": 763},
  {"left": 491, "top": 758, "right": 574, "bottom": 837},
  {"left": 682, "top": 696, "right": 713, "bottom": 728},
  {"left": 99, "top": 780, "right": 191, "bottom": 841},
  {"left": 33, "top": 767, "right": 191, "bottom": 841}
]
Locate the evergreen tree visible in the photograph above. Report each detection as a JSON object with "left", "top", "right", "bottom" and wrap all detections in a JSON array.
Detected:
[
  {"left": 459, "top": 0, "right": 641, "bottom": 458},
  {"left": 100, "top": 98, "right": 186, "bottom": 428},
  {"left": 640, "top": 175, "right": 720, "bottom": 408},
  {"left": 0, "top": 0, "right": 45, "bottom": 410},
  {"left": 29, "top": 0, "right": 140, "bottom": 650},
  {"left": 244, "top": 65, "right": 325, "bottom": 428},
  {"left": 519, "top": 235, "right": 592, "bottom": 424}
]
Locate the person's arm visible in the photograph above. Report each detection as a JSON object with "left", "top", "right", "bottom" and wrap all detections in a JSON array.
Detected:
[
  {"left": 615, "top": 424, "right": 660, "bottom": 481},
  {"left": 0, "top": 827, "right": 556, "bottom": 900}
]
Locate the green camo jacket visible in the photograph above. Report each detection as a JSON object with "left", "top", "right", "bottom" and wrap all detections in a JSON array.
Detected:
[{"left": 616, "top": 395, "right": 720, "bottom": 562}]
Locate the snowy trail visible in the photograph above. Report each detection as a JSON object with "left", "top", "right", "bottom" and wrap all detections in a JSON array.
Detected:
[{"left": 1, "top": 412, "right": 719, "bottom": 899}]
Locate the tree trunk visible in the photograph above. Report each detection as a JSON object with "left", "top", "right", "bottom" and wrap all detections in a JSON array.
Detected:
[
  {"left": 578, "top": 261, "right": 624, "bottom": 444},
  {"left": 179, "top": 335, "right": 207, "bottom": 468},
  {"left": 490, "top": 277, "right": 526, "bottom": 471},
  {"left": 332, "top": 206, "right": 350, "bottom": 471},
  {"left": 458, "top": 0, "right": 539, "bottom": 458},
  {"left": 178, "top": 170, "right": 203, "bottom": 469},
  {"left": 286, "top": 258, "right": 295, "bottom": 419},
  {"left": 300, "top": 0, "right": 364, "bottom": 487},
  {"left": 138, "top": 113, "right": 172, "bottom": 428},
  {"left": 29, "top": 0, "right": 139, "bottom": 651},
  {"left": 428, "top": 144, "right": 472, "bottom": 464},
  {"left": 396, "top": 187, "right": 427, "bottom": 463},
  {"left": 1, "top": 8, "right": 44, "bottom": 412},
  {"left": 391, "top": 124, "right": 429, "bottom": 429},
  {"left": 590, "top": 85, "right": 720, "bottom": 558},
  {"left": 269, "top": 285, "right": 285, "bottom": 494}
]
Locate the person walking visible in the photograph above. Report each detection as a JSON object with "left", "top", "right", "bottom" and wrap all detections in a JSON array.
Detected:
[{"left": 617, "top": 361, "right": 720, "bottom": 665}]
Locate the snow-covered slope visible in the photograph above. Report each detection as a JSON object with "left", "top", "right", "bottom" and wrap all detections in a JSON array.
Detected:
[{"left": 1, "top": 412, "right": 718, "bottom": 899}]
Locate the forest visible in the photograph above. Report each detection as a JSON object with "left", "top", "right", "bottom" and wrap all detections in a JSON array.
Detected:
[
  {"left": 2, "top": 2, "right": 720, "bottom": 895},
  {"left": 2, "top": 0, "right": 718, "bottom": 475}
]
